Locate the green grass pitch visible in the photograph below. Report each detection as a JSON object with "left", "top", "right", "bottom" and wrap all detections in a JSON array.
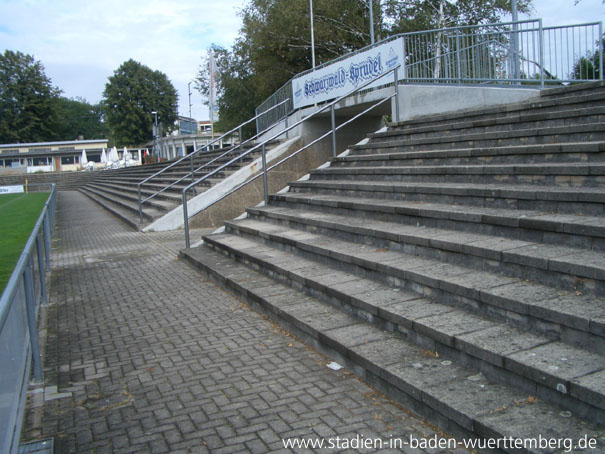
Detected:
[{"left": 0, "top": 192, "right": 49, "bottom": 295}]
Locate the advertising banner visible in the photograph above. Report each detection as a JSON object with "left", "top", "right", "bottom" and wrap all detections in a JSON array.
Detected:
[
  {"left": 0, "top": 185, "right": 24, "bottom": 194},
  {"left": 292, "top": 38, "right": 405, "bottom": 109}
]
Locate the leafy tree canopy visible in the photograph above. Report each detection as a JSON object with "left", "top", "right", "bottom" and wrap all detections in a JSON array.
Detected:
[
  {"left": 55, "top": 97, "right": 108, "bottom": 141},
  {"left": 0, "top": 50, "right": 62, "bottom": 143},
  {"left": 197, "top": 0, "right": 533, "bottom": 132},
  {"left": 103, "top": 59, "right": 178, "bottom": 147}
]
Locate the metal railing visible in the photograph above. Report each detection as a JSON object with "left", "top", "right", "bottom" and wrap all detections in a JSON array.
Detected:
[
  {"left": 137, "top": 99, "right": 290, "bottom": 223},
  {"left": 0, "top": 183, "right": 57, "bottom": 454},
  {"left": 182, "top": 65, "right": 402, "bottom": 248},
  {"left": 256, "top": 19, "right": 603, "bottom": 132}
]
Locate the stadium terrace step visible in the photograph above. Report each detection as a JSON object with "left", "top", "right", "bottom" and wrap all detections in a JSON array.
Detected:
[
  {"left": 180, "top": 246, "right": 605, "bottom": 445},
  {"left": 78, "top": 142, "right": 267, "bottom": 229},
  {"left": 180, "top": 81, "right": 605, "bottom": 449}
]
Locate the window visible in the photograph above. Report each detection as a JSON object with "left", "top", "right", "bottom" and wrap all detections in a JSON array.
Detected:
[
  {"left": 61, "top": 156, "right": 75, "bottom": 165},
  {"left": 32, "top": 157, "right": 50, "bottom": 166},
  {"left": 88, "top": 153, "right": 101, "bottom": 163}
]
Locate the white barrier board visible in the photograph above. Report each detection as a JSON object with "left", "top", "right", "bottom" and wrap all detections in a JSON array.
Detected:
[
  {"left": 292, "top": 38, "right": 405, "bottom": 109},
  {"left": 0, "top": 185, "right": 24, "bottom": 194}
]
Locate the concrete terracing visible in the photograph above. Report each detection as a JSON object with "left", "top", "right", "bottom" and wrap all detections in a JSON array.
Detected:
[{"left": 181, "top": 81, "right": 605, "bottom": 451}]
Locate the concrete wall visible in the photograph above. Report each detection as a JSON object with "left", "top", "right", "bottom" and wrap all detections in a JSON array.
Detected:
[{"left": 392, "top": 84, "right": 541, "bottom": 122}]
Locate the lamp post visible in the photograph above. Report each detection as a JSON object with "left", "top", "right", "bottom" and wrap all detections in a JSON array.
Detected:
[
  {"left": 152, "top": 111, "right": 159, "bottom": 159},
  {"left": 187, "top": 81, "right": 193, "bottom": 125}
]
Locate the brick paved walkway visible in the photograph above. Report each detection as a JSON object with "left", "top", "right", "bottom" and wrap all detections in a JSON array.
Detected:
[{"left": 21, "top": 191, "right": 471, "bottom": 453}]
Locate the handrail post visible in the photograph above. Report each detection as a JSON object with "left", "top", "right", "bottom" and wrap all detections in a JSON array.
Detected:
[
  {"left": 36, "top": 234, "right": 47, "bottom": 305},
  {"left": 394, "top": 66, "right": 400, "bottom": 123},
  {"left": 261, "top": 143, "right": 268, "bottom": 206},
  {"left": 24, "top": 256, "right": 43, "bottom": 383},
  {"left": 183, "top": 188, "right": 190, "bottom": 248},
  {"left": 190, "top": 153, "right": 195, "bottom": 186},
  {"left": 42, "top": 215, "right": 51, "bottom": 267},
  {"left": 539, "top": 19, "right": 544, "bottom": 88},
  {"left": 330, "top": 104, "right": 337, "bottom": 158},
  {"left": 137, "top": 183, "right": 143, "bottom": 224}
]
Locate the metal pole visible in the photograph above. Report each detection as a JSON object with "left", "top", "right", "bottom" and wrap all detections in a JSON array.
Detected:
[
  {"left": 310, "top": 0, "right": 316, "bottom": 68},
  {"left": 511, "top": 0, "right": 520, "bottom": 83},
  {"left": 183, "top": 189, "right": 190, "bottom": 249},
  {"left": 369, "top": 0, "right": 375, "bottom": 45},
  {"left": 539, "top": 19, "right": 544, "bottom": 88},
  {"left": 190, "top": 154, "right": 195, "bottom": 186},
  {"left": 261, "top": 143, "right": 269, "bottom": 206},
  {"left": 24, "top": 257, "right": 43, "bottom": 383},
  {"left": 188, "top": 81, "right": 192, "bottom": 121},
  {"left": 394, "top": 67, "right": 400, "bottom": 123},
  {"left": 36, "top": 234, "right": 47, "bottom": 305},
  {"left": 137, "top": 184, "right": 143, "bottom": 224},
  {"left": 330, "top": 104, "right": 337, "bottom": 158},
  {"left": 43, "top": 215, "right": 50, "bottom": 267}
]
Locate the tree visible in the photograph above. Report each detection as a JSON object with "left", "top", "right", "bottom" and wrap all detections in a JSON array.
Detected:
[
  {"left": 572, "top": 36, "right": 603, "bottom": 80},
  {"left": 197, "top": 0, "right": 380, "bottom": 133},
  {"left": 0, "top": 50, "right": 62, "bottom": 143},
  {"left": 55, "top": 97, "right": 108, "bottom": 141},
  {"left": 382, "top": 0, "right": 533, "bottom": 35},
  {"left": 103, "top": 59, "right": 178, "bottom": 146}
]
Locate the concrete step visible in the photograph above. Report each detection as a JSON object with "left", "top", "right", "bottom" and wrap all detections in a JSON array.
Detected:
[
  {"left": 288, "top": 180, "right": 605, "bottom": 216},
  {"left": 379, "top": 107, "right": 605, "bottom": 144},
  {"left": 202, "top": 230, "right": 605, "bottom": 421},
  {"left": 245, "top": 206, "right": 605, "bottom": 295},
  {"left": 352, "top": 123, "right": 605, "bottom": 154},
  {"left": 388, "top": 84, "right": 605, "bottom": 132},
  {"left": 180, "top": 245, "right": 605, "bottom": 447},
  {"left": 78, "top": 188, "right": 157, "bottom": 229},
  {"left": 333, "top": 142, "right": 605, "bottom": 168},
  {"left": 269, "top": 192, "right": 605, "bottom": 251},
  {"left": 84, "top": 183, "right": 175, "bottom": 212},
  {"left": 309, "top": 163, "right": 605, "bottom": 188},
  {"left": 220, "top": 218, "right": 605, "bottom": 348}
]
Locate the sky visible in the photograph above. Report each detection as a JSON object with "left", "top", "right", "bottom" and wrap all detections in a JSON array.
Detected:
[{"left": 0, "top": 0, "right": 604, "bottom": 122}]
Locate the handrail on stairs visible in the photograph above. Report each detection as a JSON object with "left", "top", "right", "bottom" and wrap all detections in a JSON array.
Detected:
[
  {"left": 182, "top": 64, "right": 402, "bottom": 248},
  {"left": 137, "top": 98, "right": 291, "bottom": 223}
]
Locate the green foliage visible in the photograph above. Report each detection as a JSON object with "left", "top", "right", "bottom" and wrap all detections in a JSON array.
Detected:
[
  {"left": 572, "top": 37, "right": 603, "bottom": 80},
  {"left": 103, "top": 59, "right": 178, "bottom": 147},
  {"left": 382, "top": 0, "right": 532, "bottom": 34},
  {"left": 0, "top": 50, "right": 62, "bottom": 143},
  {"left": 55, "top": 97, "right": 108, "bottom": 140},
  {"left": 198, "top": 0, "right": 534, "bottom": 132}
]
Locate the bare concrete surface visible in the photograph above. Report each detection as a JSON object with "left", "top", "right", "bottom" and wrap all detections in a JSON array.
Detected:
[{"left": 20, "top": 191, "right": 472, "bottom": 453}]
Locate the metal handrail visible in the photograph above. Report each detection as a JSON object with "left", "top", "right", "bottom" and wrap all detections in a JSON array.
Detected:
[
  {"left": 256, "top": 19, "right": 604, "bottom": 131},
  {"left": 137, "top": 98, "right": 290, "bottom": 223},
  {"left": 182, "top": 64, "right": 402, "bottom": 247},
  {"left": 0, "top": 183, "right": 57, "bottom": 454}
]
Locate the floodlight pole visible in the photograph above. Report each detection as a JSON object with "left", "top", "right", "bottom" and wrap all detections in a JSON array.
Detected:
[
  {"left": 369, "top": 0, "right": 375, "bottom": 45},
  {"left": 310, "top": 0, "right": 316, "bottom": 69}
]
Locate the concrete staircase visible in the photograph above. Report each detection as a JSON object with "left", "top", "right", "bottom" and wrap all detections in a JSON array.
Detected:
[
  {"left": 181, "top": 81, "right": 605, "bottom": 450},
  {"left": 78, "top": 144, "right": 264, "bottom": 229}
]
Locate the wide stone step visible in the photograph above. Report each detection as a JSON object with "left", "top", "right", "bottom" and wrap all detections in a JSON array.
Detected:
[
  {"left": 352, "top": 123, "right": 605, "bottom": 154},
  {"left": 269, "top": 192, "right": 605, "bottom": 251},
  {"left": 180, "top": 244, "right": 605, "bottom": 445},
  {"left": 222, "top": 218, "right": 605, "bottom": 343},
  {"left": 309, "top": 163, "right": 605, "bottom": 188},
  {"left": 288, "top": 180, "right": 605, "bottom": 216},
  {"left": 376, "top": 107, "right": 605, "bottom": 144},
  {"left": 333, "top": 142, "right": 605, "bottom": 167},
  {"left": 78, "top": 188, "right": 160, "bottom": 229},
  {"left": 84, "top": 183, "right": 175, "bottom": 212},
  {"left": 245, "top": 206, "right": 605, "bottom": 296},
  {"left": 388, "top": 85, "right": 605, "bottom": 132}
]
